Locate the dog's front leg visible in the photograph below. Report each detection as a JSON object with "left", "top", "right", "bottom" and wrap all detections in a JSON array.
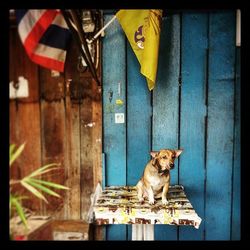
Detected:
[
  {"left": 162, "top": 182, "right": 169, "bottom": 205},
  {"left": 147, "top": 186, "right": 155, "bottom": 205},
  {"left": 136, "top": 181, "right": 144, "bottom": 203}
]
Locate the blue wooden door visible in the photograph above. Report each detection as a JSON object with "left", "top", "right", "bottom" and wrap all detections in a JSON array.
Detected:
[{"left": 102, "top": 10, "right": 240, "bottom": 240}]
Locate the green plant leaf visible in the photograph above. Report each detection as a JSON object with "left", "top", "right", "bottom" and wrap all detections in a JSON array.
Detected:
[
  {"left": 25, "top": 179, "right": 61, "bottom": 198},
  {"left": 10, "top": 195, "right": 28, "bottom": 228},
  {"left": 26, "top": 163, "right": 60, "bottom": 178},
  {"left": 9, "top": 143, "right": 26, "bottom": 167},
  {"left": 30, "top": 167, "right": 61, "bottom": 177},
  {"left": 29, "top": 178, "right": 69, "bottom": 190},
  {"left": 14, "top": 195, "right": 29, "bottom": 201},
  {"left": 9, "top": 144, "right": 16, "bottom": 160},
  {"left": 20, "top": 180, "right": 48, "bottom": 203}
]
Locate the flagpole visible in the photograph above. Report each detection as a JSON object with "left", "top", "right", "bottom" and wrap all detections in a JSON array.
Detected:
[{"left": 87, "top": 15, "right": 117, "bottom": 44}]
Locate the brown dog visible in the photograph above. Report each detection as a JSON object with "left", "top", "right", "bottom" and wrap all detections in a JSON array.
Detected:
[{"left": 136, "top": 149, "right": 183, "bottom": 205}]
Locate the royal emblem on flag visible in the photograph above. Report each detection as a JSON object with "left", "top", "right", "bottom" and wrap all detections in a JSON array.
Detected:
[
  {"left": 134, "top": 25, "right": 145, "bottom": 49},
  {"left": 116, "top": 9, "right": 163, "bottom": 90}
]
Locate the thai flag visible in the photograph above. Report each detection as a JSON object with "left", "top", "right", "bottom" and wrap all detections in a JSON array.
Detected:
[{"left": 16, "top": 9, "right": 71, "bottom": 72}]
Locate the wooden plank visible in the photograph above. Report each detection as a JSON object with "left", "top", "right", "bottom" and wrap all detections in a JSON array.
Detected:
[
  {"left": 9, "top": 103, "right": 20, "bottom": 180},
  {"left": 179, "top": 13, "right": 208, "bottom": 240},
  {"left": 206, "top": 12, "right": 235, "bottom": 240},
  {"left": 63, "top": 40, "right": 81, "bottom": 220},
  {"left": 80, "top": 77, "right": 94, "bottom": 222},
  {"left": 127, "top": 41, "right": 152, "bottom": 186},
  {"left": 92, "top": 79, "right": 103, "bottom": 189},
  {"left": 52, "top": 220, "right": 93, "bottom": 240},
  {"left": 10, "top": 216, "right": 52, "bottom": 240},
  {"left": 102, "top": 14, "right": 127, "bottom": 240},
  {"left": 40, "top": 69, "right": 67, "bottom": 219},
  {"left": 40, "top": 100, "right": 67, "bottom": 218},
  {"left": 91, "top": 79, "right": 103, "bottom": 240},
  {"left": 64, "top": 97, "right": 81, "bottom": 220},
  {"left": 10, "top": 104, "right": 41, "bottom": 177},
  {"left": 152, "top": 14, "right": 180, "bottom": 240},
  {"left": 236, "top": 10, "right": 241, "bottom": 47},
  {"left": 9, "top": 27, "right": 41, "bottom": 212},
  {"left": 100, "top": 153, "right": 107, "bottom": 240},
  {"left": 126, "top": 40, "right": 152, "bottom": 240},
  {"left": 102, "top": 153, "right": 106, "bottom": 189},
  {"left": 9, "top": 27, "right": 39, "bottom": 102},
  {"left": 231, "top": 48, "right": 240, "bottom": 240},
  {"left": 10, "top": 103, "right": 42, "bottom": 212}
]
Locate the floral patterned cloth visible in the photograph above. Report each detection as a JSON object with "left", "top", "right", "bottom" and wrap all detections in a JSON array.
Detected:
[{"left": 93, "top": 185, "right": 202, "bottom": 229}]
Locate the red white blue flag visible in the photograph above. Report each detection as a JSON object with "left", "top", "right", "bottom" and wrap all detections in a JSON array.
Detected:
[{"left": 16, "top": 9, "right": 71, "bottom": 72}]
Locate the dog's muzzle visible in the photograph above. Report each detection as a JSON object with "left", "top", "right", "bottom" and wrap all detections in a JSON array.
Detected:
[
  {"left": 158, "top": 169, "right": 168, "bottom": 175},
  {"left": 169, "top": 163, "right": 175, "bottom": 169},
  {"left": 157, "top": 164, "right": 174, "bottom": 174},
  {"left": 159, "top": 164, "right": 175, "bottom": 172}
]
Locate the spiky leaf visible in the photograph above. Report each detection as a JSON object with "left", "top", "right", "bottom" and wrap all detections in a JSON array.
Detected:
[
  {"left": 29, "top": 178, "right": 69, "bottom": 190},
  {"left": 25, "top": 179, "right": 61, "bottom": 198},
  {"left": 10, "top": 195, "right": 28, "bottom": 228},
  {"left": 9, "top": 143, "right": 26, "bottom": 167},
  {"left": 26, "top": 164, "right": 60, "bottom": 178},
  {"left": 20, "top": 180, "right": 48, "bottom": 203},
  {"left": 9, "top": 144, "right": 16, "bottom": 159}
]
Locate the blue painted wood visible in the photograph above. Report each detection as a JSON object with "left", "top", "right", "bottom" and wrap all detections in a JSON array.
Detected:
[
  {"left": 231, "top": 48, "right": 240, "bottom": 240},
  {"left": 126, "top": 42, "right": 152, "bottom": 186},
  {"left": 126, "top": 40, "right": 152, "bottom": 240},
  {"left": 205, "top": 12, "right": 236, "bottom": 240},
  {"left": 152, "top": 14, "right": 180, "bottom": 240},
  {"left": 101, "top": 153, "right": 107, "bottom": 239},
  {"left": 102, "top": 14, "right": 127, "bottom": 240},
  {"left": 179, "top": 13, "right": 208, "bottom": 240},
  {"left": 103, "top": 11, "right": 240, "bottom": 241},
  {"left": 102, "top": 153, "right": 106, "bottom": 189}
]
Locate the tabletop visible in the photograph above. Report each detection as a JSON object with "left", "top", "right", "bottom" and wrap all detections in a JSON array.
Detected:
[{"left": 93, "top": 185, "right": 202, "bottom": 229}]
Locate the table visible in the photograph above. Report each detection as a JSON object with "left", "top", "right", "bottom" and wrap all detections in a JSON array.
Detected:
[{"left": 93, "top": 185, "right": 202, "bottom": 240}]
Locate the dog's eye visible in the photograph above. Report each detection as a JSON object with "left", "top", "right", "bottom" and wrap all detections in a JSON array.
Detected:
[{"left": 162, "top": 156, "right": 167, "bottom": 159}]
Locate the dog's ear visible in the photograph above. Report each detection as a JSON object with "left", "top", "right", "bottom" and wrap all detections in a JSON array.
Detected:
[
  {"left": 150, "top": 151, "right": 158, "bottom": 166},
  {"left": 174, "top": 149, "right": 183, "bottom": 158},
  {"left": 150, "top": 151, "right": 158, "bottom": 158}
]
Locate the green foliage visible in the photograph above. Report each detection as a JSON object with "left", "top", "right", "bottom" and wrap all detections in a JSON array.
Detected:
[
  {"left": 9, "top": 143, "right": 25, "bottom": 167},
  {"left": 9, "top": 143, "right": 69, "bottom": 230},
  {"left": 10, "top": 194, "right": 29, "bottom": 228}
]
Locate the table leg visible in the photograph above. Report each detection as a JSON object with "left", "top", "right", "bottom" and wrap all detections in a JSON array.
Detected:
[
  {"left": 143, "top": 225, "right": 154, "bottom": 240},
  {"left": 132, "top": 224, "right": 143, "bottom": 240},
  {"left": 132, "top": 224, "right": 154, "bottom": 240}
]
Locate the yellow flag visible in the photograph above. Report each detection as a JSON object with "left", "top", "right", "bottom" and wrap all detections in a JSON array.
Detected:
[{"left": 116, "top": 9, "right": 163, "bottom": 91}]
